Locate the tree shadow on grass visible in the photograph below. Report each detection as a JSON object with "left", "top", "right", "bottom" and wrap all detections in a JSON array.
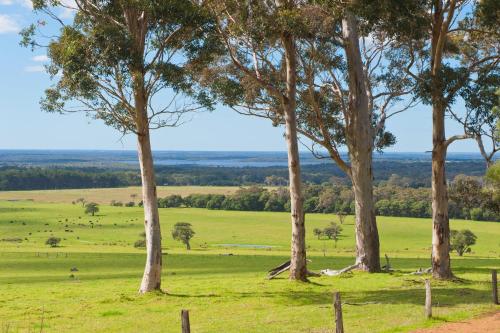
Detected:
[
  {"left": 232, "top": 286, "right": 493, "bottom": 308},
  {"left": 0, "top": 272, "right": 142, "bottom": 284},
  {"left": 165, "top": 292, "right": 222, "bottom": 298}
]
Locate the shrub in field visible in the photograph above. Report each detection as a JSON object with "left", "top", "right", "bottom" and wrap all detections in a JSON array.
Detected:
[
  {"left": 46, "top": 237, "right": 61, "bottom": 247},
  {"left": 134, "top": 232, "right": 146, "bottom": 248},
  {"left": 125, "top": 201, "right": 135, "bottom": 207},
  {"left": 450, "top": 229, "right": 477, "bottom": 256},
  {"left": 134, "top": 239, "right": 146, "bottom": 248},
  {"left": 110, "top": 200, "right": 123, "bottom": 207}
]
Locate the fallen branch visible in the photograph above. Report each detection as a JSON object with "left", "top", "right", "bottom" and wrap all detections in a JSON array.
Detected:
[
  {"left": 408, "top": 267, "right": 432, "bottom": 275},
  {"left": 267, "top": 260, "right": 291, "bottom": 279},
  {"left": 267, "top": 260, "right": 318, "bottom": 279},
  {"left": 307, "top": 270, "right": 321, "bottom": 277},
  {"left": 321, "top": 263, "right": 360, "bottom": 276}
]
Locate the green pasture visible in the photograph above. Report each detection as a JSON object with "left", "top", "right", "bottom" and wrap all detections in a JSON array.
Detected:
[{"left": 0, "top": 200, "right": 498, "bottom": 332}]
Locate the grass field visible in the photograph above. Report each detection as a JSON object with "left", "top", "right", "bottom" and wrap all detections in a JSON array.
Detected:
[
  {"left": 0, "top": 197, "right": 499, "bottom": 332},
  {"left": 0, "top": 186, "right": 244, "bottom": 204}
]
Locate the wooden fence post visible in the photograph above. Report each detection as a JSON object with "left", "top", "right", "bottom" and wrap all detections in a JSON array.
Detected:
[
  {"left": 333, "top": 292, "right": 344, "bottom": 333},
  {"left": 425, "top": 279, "right": 432, "bottom": 318},
  {"left": 492, "top": 270, "right": 498, "bottom": 305},
  {"left": 181, "top": 309, "right": 190, "bottom": 333}
]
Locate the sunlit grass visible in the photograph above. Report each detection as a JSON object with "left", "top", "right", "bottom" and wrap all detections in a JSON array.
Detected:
[{"left": 0, "top": 200, "right": 498, "bottom": 332}]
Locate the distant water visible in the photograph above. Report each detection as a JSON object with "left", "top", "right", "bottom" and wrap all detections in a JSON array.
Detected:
[{"left": 0, "top": 149, "right": 488, "bottom": 168}]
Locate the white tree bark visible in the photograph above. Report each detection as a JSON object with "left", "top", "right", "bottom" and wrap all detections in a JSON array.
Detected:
[
  {"left": 138, "top": 129, "right": 163, "bottom": 292},
  {"left": 282, "top": 31, "right": 308, "bottom": 281},
  {"left": 342, "top": 11, "right": 381, "bottom": 272}
]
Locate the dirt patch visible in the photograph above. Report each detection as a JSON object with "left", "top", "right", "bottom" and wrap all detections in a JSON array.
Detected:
[{"left": 411, "top": 311, "right": 500, "bottom": 333}]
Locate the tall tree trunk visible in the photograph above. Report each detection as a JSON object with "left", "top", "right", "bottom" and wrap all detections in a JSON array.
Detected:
[
  {"left": 133, "top": 69, "right": 162, "bottom": 293},
  {"left": 137, "top": 128, "right": 163, "bottom": 292},
  {"left": 431, "top": 103, "right": 453, "bottom": 279},
  {"left": 342, "top": 12, "right": 381, "bottom": 272},
  {"left": 429, "top": 1, "right": 455, "bottom": 280},
  {"left": 124, "top": 8, "right": 162, "bottom": 293},
  {"left": 350, "top": 153, "right": 380, "bottom": 271},
  {"left": 282, "top": 32, "right": 307, "bottom": 281}
]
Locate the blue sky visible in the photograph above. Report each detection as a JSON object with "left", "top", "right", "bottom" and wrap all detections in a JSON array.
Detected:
[{"left": 0, "top": 1, "right": 481, "bottom": 152}]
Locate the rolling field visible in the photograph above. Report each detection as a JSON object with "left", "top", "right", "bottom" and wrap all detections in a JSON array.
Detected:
[
  {"left": 0, "top": 198, "right": 499, "bottom": 332},
  {"left": 0, "top": 186, "right": 244, "bottom": 204}
]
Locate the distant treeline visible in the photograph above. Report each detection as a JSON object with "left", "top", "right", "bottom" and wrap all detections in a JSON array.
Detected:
[
  {"left": 0, "top": 161, "right": 487, "bottom": 190},
  {"left": 156, "top": 180, "right": 499, "bottom": 222}
]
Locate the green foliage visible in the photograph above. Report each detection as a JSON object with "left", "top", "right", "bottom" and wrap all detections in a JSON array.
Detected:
[
  {"left": 45, "top": 236, "right": 61, "bottom": 247},
  {"left": 84, "top": 202, "right": 99, "bottom": 216},
  {"left": 486, "top": 161, "right": 500, "bottom": 188},
  {"left": 206, "top": 195, "right": 226, "bottom": 210},
  {"left": 23, "top": 0, "right": 217, "bottom": 134},
  {"left": 449, "top": 175, "right": 483, "bottom": 214},
  {"left": 476, "top": 0, "right": 500, "bottom": 30},
  {"left": 313, "top": 228, "right": 323, "bottom": 239},
  {"left": 469, "top": 208, "right": 483, "bottom": 221},
  {"left": 415, "top": 65, "right": 470, "bottom": 106},
  {"left": 171, "top": 222, "right": 195, "bottom": 250},
  {"left": 0, "top": 160, "right": 489, "bottom": 190},
  {"left": 158, "top": 195, "right": 183, "bottom": 208},
  {"left": 450, "top": 229, "right": 477, "bottom": 256},
  {"left": 322, "top": 222, "right": 343, "bottom": 247}
]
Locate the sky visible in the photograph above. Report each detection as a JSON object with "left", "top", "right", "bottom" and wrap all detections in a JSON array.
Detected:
[{"left": 0, "top": 1, "right": 484, "bottom": 152}]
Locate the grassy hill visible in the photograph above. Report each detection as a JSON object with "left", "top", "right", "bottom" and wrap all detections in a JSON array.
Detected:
[{"left": 0, "top": 199, "right": 498, "bottom": 332}]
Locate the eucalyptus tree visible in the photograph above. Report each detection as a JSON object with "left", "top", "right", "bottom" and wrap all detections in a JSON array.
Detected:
[
  {"left": 200, "top": 0, "right": 308, "bottom": 280},
  {"left": 404, "top": 0, "right": 499, "bottom": 278},
  {"left": 277, "top": 1, "right": 421, "bottom": 272},
  {"left": 22, "top": 0, "right": 214, "bottom": 292}
]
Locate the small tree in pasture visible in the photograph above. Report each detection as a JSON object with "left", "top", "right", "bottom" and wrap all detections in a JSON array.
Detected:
[
  {"left": 75, "top": 198, "right": 86, "bottom": 207},
  {"left": 84, "top": 202, "right": 99, "bottom": 216},
  {"left": 172, "top": 222, "right": 195, "bottom": 250},
  {"left": 450, "top": 230, "right": 477, "bottom": 256},
  {"left": 337, "top": 212, "right": 347, "bottom": 225},
  {"left": 46, "top": 237, "right": 61, "bottom": 247},
  {"left": 323, "top": 223, "right": 343, "bottom": 248},
  {"left": 313, "top": 228, "right": 323, "bottom": 240}
]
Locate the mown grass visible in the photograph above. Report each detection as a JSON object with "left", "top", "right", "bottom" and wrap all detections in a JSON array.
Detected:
[{"left": 0, "top": 199, "right": 498, "bottom": 333}]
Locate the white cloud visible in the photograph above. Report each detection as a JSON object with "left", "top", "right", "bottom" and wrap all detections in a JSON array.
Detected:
[
  {"left": 33, "top": 54, "right": 49, "bottom": 62},
  {"left": 24, "top": 65, "right": 45, "bottom": 72},
  {"left": 20, "top": 0, "right": 32, "bottom": 9},
  {"left": 59, "top": 0, "right": 76, "bottom": 19},
  {"left": 0, "top": 0, "right": 32, "bottom": 8},
  {"left": 0, "top": 14, "right": 20, "bottom": 34}
]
